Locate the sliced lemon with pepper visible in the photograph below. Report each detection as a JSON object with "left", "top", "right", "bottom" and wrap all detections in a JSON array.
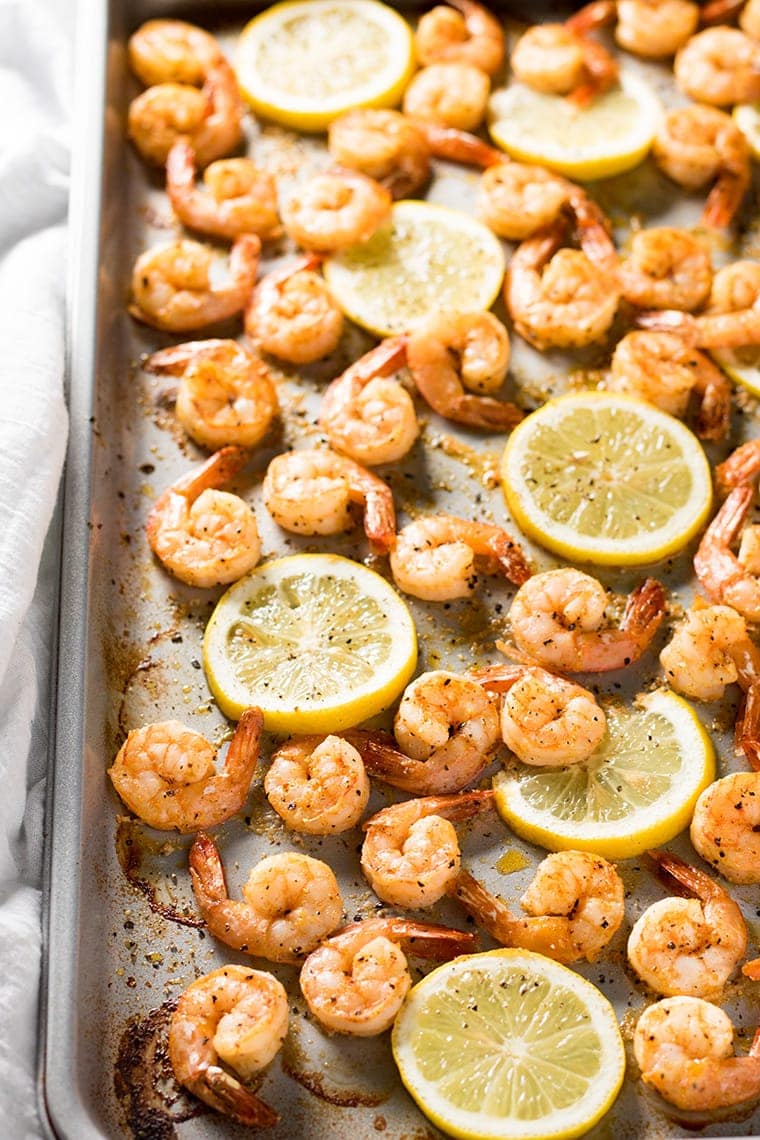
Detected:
[
  {"left": 203, "top": 553, "right": 417, "bottom": 733},
  {"left": 235, "top": 0, "right": 415, "bottom": 131},
  {"left": 392, "top": 948, "right": 626, "bottom": 1140}
]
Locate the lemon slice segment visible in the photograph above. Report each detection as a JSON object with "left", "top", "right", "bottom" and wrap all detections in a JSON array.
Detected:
[
  {"left": 733, "top": 102, "right": 760, "bottom": 161},
  {"left": 488, "top": 73, "right": 661, "bottom": 180},
  {"left": 392, "top": 948, "right": 625, "bottom": 1140},
  {"left": 324, "top": 200, "right": 506, "bottom": 336},
  {"left": 500, "top": 391, "right": 713, "bottom": 566},
  {"left": 493, "top": 690, "right": 715, "bottom": 860},
  {"left": 203, "top": 553, "right": 417, "bottom": 733},
  {"left": 711, "top": 347, "right": 760, "bottom": 398},
  {"left": 235, "top": 0, "right": 415, "bottom": 131}
]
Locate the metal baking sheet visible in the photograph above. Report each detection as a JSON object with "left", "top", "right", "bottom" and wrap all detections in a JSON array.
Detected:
[{"left": 40, "top": 1, "right": 760, "bottom": 1137}]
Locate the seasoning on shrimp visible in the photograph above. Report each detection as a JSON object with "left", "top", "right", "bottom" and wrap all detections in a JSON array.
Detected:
[
  {"left": 402, "top": 62, "right": 491, "bottom": 131},
  {"left": 245, "top": 254, "right": 344, "bottom": 364},
  {"left": 674, "top": 26, "right": 760, "bottom": 107},
  {"left": 690, "top": 772, "right": 760, "bottom": 884},
  {"left": 510, "top": 9, "right": 618, "bottom": 106},
  {"left": 414, "top": 0, "right": 505, "bottom": 76},
  {"left": 264, "top": 735, "right": 370, "bottom": 835},
  {"left": 618, "top": 227, "right": 712, "bottom": 312},
  {"left": 477, "top": 163, "right": 574, "bottom": 242},
  {"left": 166, "top": 140, "right": 281, "bottom": 241},
  {"left": 280, "top": 169, "right": 392, "bottom": 253},
  {"left": 694, "top": 486, "right": 760, "bottom": 621},
  {"left": 638, "top": 261, "right": 760, "bottom": 348}
]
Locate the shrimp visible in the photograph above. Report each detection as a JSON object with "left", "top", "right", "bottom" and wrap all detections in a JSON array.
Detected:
[
  {"left": 406, "top": 312, "right": 522, "bottom": 429},
  {"left": 608, "top": 330, "right": 731, "bottom": 440},
  {"left": 638, "top": 260, "right": 760, "bottom": 347},
  {"left": 389, "top": 514, "right": 531, "bottom": 601},
  {"left": 690, "top": 772, "right": 760, "bottom": 884},
  {"left": 360, "top": 790, "right": 496, "bottom": 908},
  {"left": 108, "top": 708, "right": 262, "bottom": 832},
  {"left": 660, "top": 602, "right": 760, "bottom": 702},
  {"left": 146, "top": 446, "right": 260, "bottom": 588},
  {"left": 414, "top": 0, "right": 505, "bottom": 76},
  {"left": 717, "top": 438, "right": 760, "bottom": 495},
  {"left": 618, "top": 228, "right": 712, "bottom": 312},
  {"left": 615, "top": 0, "right": 698, "bottom": 57},
  {"left": 402, "top": 62, "right": 490, "bottom": 131},
  {"left": 244, "top": 255, "right": 344, "bottom": 364},
  {"left": 299, "top": 917, "right": 477, "bottom": 1036},
  {"left": 627, "top": 850, "right": 747, "bottom": 999},
  {"left": 476, "top": 163, "right": 574, "bottom": 242},
  {"left": 507, "top": 568, "right": 666, "bottom": 673},
  {"left": 510, "top": 18, "right": 618, "bottom": 106},
  {"left": 263, "top": 735, "right": 370, "bottom": 835},
  {"left": 189, "top": 833, "right": 343, "bottom": 963},
  {"left": 741, "top": 0, "right": 760, "bottom": 37},
  {"left": 318, "top": 337, "right": 418, "bottom": 466},
  {"left": 449, "top": 850, "right": 625, "bottom": 964},
  {"left": 280, "top": 169, "right": 391, "bottom": 253},
  {"left": 348, "top": 671, "right": 501, "bottom": 795},
  {"left": 128, "top": 19, "right": 223, "bottom": 87},
  {"left": 652, "top": 106, "right": 751, "bottom": 229},
  {"left": 129, "top": 235, "right": 259, "bottom": 333},
  {"left": 168, "top": 965, "right": 287, "bottom": 1128},
  {"left": 694, "top": 486, "right": 760, "bottom": 620},
  {"left": 675, "top": 27, "right": 760, "bottom": 106},
  {"left": 261, "top": 447, "right": 395, "bottom": 554},
  {"left": 166, "top": 140, "right": 281, "bottom": 241},
  {"left": 145, "top": 339, "right": 279, "bottom": 450},
  {"left": 472, "top": 662, "right": 607, "bottom": 766}
]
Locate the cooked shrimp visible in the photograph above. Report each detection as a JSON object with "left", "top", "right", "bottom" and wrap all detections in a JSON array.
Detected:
[
  {"left": 406, "top": 312, "right": 522, "bottom": 428},
  {"left": 389, "top": 515, "right": 530, "bottom": 601},
  {"left": 360, "top": 790, "right": 495, "bottom": 909},
  {"left": 318, "top": 337, "right": 418, "bottom": 466},
  {"left": 449, "top": 850, "right": 625, "bottom": 964},
  {"left": 263, "top": 735, "right": 370, "bottom": 835},
  {"left": 507, "top": 568, "right": 666, "bottom": 673},
  {"left": 414, "top": 0, "right": 505, "bottom": 76},
  {"left": 128, "top": 64, "right": 243, "bottom": 168},
  {"left": 694, "top": 486, "right": 760, "bottom": 620},
  {"left": 477, "top": 163, "right": 573, "bottom": 242},
  {"left": 168, "top": 964, "right": 287, "bottom": 1128},
  {"left": 128, "top": 19, "right": 223, "bottom": 86},
  {"left": 675, "top": 27, "right": 760, "bottom": 106},
  {"left": 627, "top": 850, "right": 747, "bottom": 999},
  {"left": 638, "top": 260, "right": 760, "bottom": 347},
  {"left": 741, "top": 0, "right": 760, "bottom": 37},
  {"left": 130, "top": 235, "right": 259, "bottom": 333},
  {"left": 652, "top": 106, "right": 751, "bottom": 229},
  {"left": 615, "top": 0, "right": 698, "bottom": 57},
  {"left": 145, "top": 339, "right": 279, "bottom": 450},
  {"left": 189, "top": 834, "right": 343, "bottom": 963},
  {"left": 619, "top": 228, "right": 712, "bottom": 312},
  {"left": 511, "top": 18, "right": 618, "bottom": 106},
  {"left": 402, "top": 62, "right": 490, "bottom": 131},
  {"left": 691, "top": 772, "right": 760, "bottom": 884},
  {"left": 280, "top": 169, "right": 391, "bottom": 253},
  {"left": 717, "top": 439, "right": 760, "bottom": 493},
  {"left": 744, "top": 957, "right": 760, "bottom": 980},
  {"left": 608, "top": 330, "right": 731, "bottom": 439},
  {"left": 146, "top": 446, "right": 260, "bottom": 587},
  {"left": 245, "top": 255, "right": 344, "bottom": 364},
  {"left": 472, "top": 663, "right": 606, "bottom": 765},
  {"left": 299, "top": 917, "right": 477, "bottom": 1036},
  {"left": 262, "top": 447, "right": 395, "bottom": 554},
  {"left": 166, "top": 140, "right": 281, "bottom": 241},
  {"left": 660, "top": 602, "right": 760, "bottom": 702},
  {"left": 109, "top": 708, "right": 262, "bottom": 832}
]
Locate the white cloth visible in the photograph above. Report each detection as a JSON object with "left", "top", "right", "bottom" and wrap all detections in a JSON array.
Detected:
[{"left": 0, "top": 0, "right": 72, "bottom": 1134}]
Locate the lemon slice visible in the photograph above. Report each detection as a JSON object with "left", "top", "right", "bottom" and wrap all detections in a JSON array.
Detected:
[
  {"left": 392, "top": 948, "right": 625, "bottom": 1140},
  {"left": 711, "top": 346, "right": 760, "bottom": 398},
  {"left": 235, "top": 0, "right": 415, "bottom": 131},
  {"left": 324, "top": 200, "right": 506, "bottom": 336},
  {"left": 203, "top": 553, "right": 417, "bottom": 733},
  {"left": 733, "top": 102, "right": 760, "bottom": 161},
  {"left": 500, "top": 391, "right": 712, "bottom": 566},
  {"left": 493, "top": 690, "right": 714, "bottom": 860},
  {"left": 488, "top": 73, "right": 661, "bottom": 180}
]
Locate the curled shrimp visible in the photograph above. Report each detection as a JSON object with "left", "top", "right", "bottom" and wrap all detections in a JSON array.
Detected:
[
  {"left": 245, "top": 255, "right": 344, "bottom": 364},
  {"left": 675, "top": 27, "right": 760, "bottom": 106},
  {"left": 360, "top": 790, "right": 495, "bottom": 909},
  {"left": 472, "top": 662, "right": 607, "bottom": 766},
  {"left": 652, "top": 105, "right": 751, "bottom": 229},
  {"left": 128, "top": 19, "right": 223, "bottom": 86},
  {"left": 318, "top": 337, "right": 418, "bottom": 466},
  {"left": 146, "top": 446, "right": 260, "bottom": 587},
  {"left": 166, "top": 140, "right": 281, "bottom": 241},
  {"left": 477, "top": 163, "right": 573, "bottom": 242},
  {"left": 694, "top": 486, "right": 760, "bottom": 620},
  {"left": 507, "top": 567, "right": 666, "bottom": 673},
  {"left": 406, "top": 311, "right": 522, "bottom": 429},
  {"left": 449, "top": 850, "right": 625, "bottom": 964},
  {"left": 189, "top": 833, "right": 343, "bottom": 963},
  {"left": 510, "top": 15, "right": 618, "bottom": 106},
  {"left": 717, "top": 438, "right": 760, "bottom": 494},
  {"left": 402, "top": 62, "right": 490, "bottom": 130},
  {"left": 262, "top": 447, "right": 395, "bottom": 554},
  {"left": 659, "top": 601, "right": 760, "bottom": 702},
  {"left": 618, "top": 227, "right": 712, "bottom": 312},
  {"left": 569, "top": 0, "right": 698, "bottom": 58},
  {"left": 263, "top": 734, "right": 370, "bottom": 835},
  {"left": 109, "top": 708, "right": 262, "bottom": 832},
  {"left": 691, "top": 772, "right": 760, "bottom": 884},
  {"left": 299, "top": 917, "right": 477, "bottom": 1037},
  {"left": 145, "top": 339, "right": 279, "bottom": 450},
  {"left": 608, "top": 330, "right": 731, "bottom": 440},
  {"left": 280, "top": 169, "right": 391, "bottom": 253},
  {"left": 130, "top": 235, "right": 259, "bottom": 333},
  {"left": 627, "top": 850, "right": 747, "bottom": 999},
  {"left": 638, "top": 260, "right": 760, "bottom": 347},
  {"left": 389, "top": 514, "right": 530, "bottom": 601},
  {"left": 168, "top": 964, "right": 286, "bottom": 1128},
  {"left": 414, "top": 0, "right": 505, "bottom": 76},
  {"left": 634, "top": 996, "right": 760, "bottom": 1112}
]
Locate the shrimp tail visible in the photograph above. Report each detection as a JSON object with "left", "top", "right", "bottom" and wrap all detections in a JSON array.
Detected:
[
  {"left": 362, "top": 789, "right": 495, "bottom": 833},
  {"left": 568, "top": 191, "right": 619, "bottom": 275},
  {"left": 636, "top": 309, "right": 699, "bottom": 344},
  {"left": 434, "top": 392, "right": 524, "bottom": 432},
  {"left": 620, "top": 577, "right": 667, "bottom": 655},
  {"left": 224, "top": 706, "right": 264, "bottom": 780},
  {"left": 230, "top": 233, "right": 262, "bottom": 284},
  {"left": 380, "top": 916, "right": 478, "bottom": 960},
  {"left": 189, "top": 831, "right": 228, "bottom": 907},
  {"left": 565, "top": 0, "right": 617, "bottom": 35},
  {"left": 647, "top": 849, "right": 723, "bottom": 902},
  {"left": 348, "top": 729, "right": 492, "bottom": 795},
  {"left": 693, "top": 356, "right": 732, "bottom": 441},
  {"left": 469, "top": 662, "right": 526, "bottom": 692},
  {"left": 736, "top": 682, "right": 760, "bottom": 771},
  {"left": 699, "top": 0, "right": 746, "bottom": 25},
  {"left": 716, "top": 440, "right": 760, "bottom": 494},
  {"left": 201, "top": 1064, "right": 279, "bottom": 1129},
  {"left": 144, "top": 337, "right": 232, "bottom": 375},
  {"left": 416, "top": 121, "right": 504, "bottom": 168},
  {"left": 447, "top": 868, "right": 516, "bottom": 943},
  {"left": 694, "top": 486, "right": 754, "bottom": 599},
  {"left": 702, "top": 168, "right": 751, "bottom": 230}
]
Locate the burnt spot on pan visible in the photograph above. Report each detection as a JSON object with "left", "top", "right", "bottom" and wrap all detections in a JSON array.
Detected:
[{"left": 116, "top": 817, "right": 204, "bottom": 928}]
